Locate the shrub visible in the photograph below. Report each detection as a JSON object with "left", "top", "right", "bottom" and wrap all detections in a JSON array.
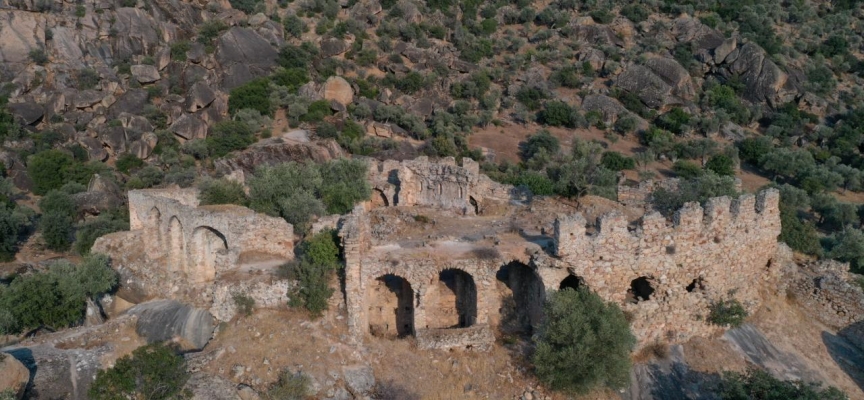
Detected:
[
  {"left": 656, "top": 107, "right": 691, "bottom": 135},
  {"left": 283, "top": 15, "right": 308, "bottom": 38},
  {"left": 74, "top": 211, "right": 129, "bottom": 255},
  {"left": 198, "top": 178, "right": 248, "bottom": 206},
  {"left": 737, "top": 136, "right": 773, "bottom": 165},
  {"left": 589, "top": 9, "right": 614, "bottom": 24},
  {"left": 41, "top": 211, "right": 73, "bottom": 251},
  {"left": 232, "top": 292, "right": 255, "bottom": 317},
  {"left": 248, "top": 162, "right": 325, "bottom": 230},
  {"left": 288, "top": 230, "right": 341, "bottom": 316},
  {"left": 707, "top": 298, "right": 748, "bottom": 327},
  {"left": 38, "top": 190, "right": 76, "bottom": 218},
  {"left": 0, "top": 254, "right": 116, "bottom": 333},
  {"left": 510, "top": 170, "right": 555, "bottom": 196},
  {"left": 718, "top": 368, "right": 847, "bottom": 400},
  {"left": 538, "top": 101, "right": 581, "bottom": 128},
  {"left": 620, "top": 4, "right": 649, "bottom": 23},
  {"left": 826, "top": 226, "right": 864, "bottom": 273},
  {"left": 393, "top": 72, "right": 425, "bottom": 94},
  {"left": 89, "top": 342, "right": 189, "bottom": 400},
  {"left": 673, "top": 160, "right": 704, "bottom": 179},
  {"left": 521, "top": 130, "right": 560, "bottom": 161},
  {"left": 206, "top": 120, "right": 256, "bottom": 158},
  {"left": 515, "top": 86, "right": 548, "bottom": 111},
  {"left": 299, "top": 100, "right": 333, "bottom": 122},
  {"left": 116, "top": 154, "right": 145, "bottom": 174},
  {"left": 705, "top": 154, "right": 735, "bottom": 176},
  {"left": 600, "top": 152, "right": 635, "bottom": 171},
  {"left": 170, "top": 41, "right": 190, "bottom": 62},
  {"left": 76, "top": 68, "right": 101, "bottom": 90},
  {"left": 652, "top": 172, "right": 738, "bottom": 216},
  {"left": 533, "top": 288, "right": 635, "bottom": 394},
  {"left": 317, "top": 159, "right": 372, "bottom": 214},
  {"left": 0, "top": 204, "right": 30, "bottom": 262},
  {"left": 228, "top": 78, "right": 272, "bottom": 116},
  {"left": 29, "top": 48, "right": 49, "bottom": 65},
  {"left": 268, "top": 370, "right": 310, "bottom": 400},
  {"left": 228, "top": 0, "right": 262, "bottom": 13},
  {"left": 277, "top": 43, "right": 317, "bottom": 69},
  {"left": 271, "top": 68, "right": 309, "bottom": 92},
  {"left": 28, "top": 150, "right": 74, "bottom": 195}
]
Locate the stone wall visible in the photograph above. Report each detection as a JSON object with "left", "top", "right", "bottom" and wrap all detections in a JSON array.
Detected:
[
  {"left": 340, "top": 187, "right": 783, "bottom": 350},
  {"left": 544, "top": 189, "right": 782, "bottom": 345},
  {"left": 94, "top": 188, "right": 294, "bottom": 310},
  {"left": 365, "top": 156, "right": 512, "bottom": 215},
  {"left": 787, "top": 259, "right": 864, "bottom": 330}
]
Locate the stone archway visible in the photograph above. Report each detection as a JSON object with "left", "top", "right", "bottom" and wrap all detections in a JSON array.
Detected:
[
  {"left": 560, "top": 275, "right": 582, "bottom": 291},
  {"left": 427, "top": 269, "right": 477, "bottom": 329},
  {"left": 367, "top": 274, "right": 414, "bottom": 337},
  {"left": 167, "top": 216, "right": 186, "bottom": 274},
  {"left": 191, "top": 226, "right": 228, "bottom": 283},
  {"left": 371, "top": 189, "right": 389, "bottom": 208},
  {"left": 496, "top": 261, "right": 545, "bottom": 334}
]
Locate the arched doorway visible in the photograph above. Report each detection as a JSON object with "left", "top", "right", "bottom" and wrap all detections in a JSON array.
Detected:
[
  {"left": 192, "top": 226, "right": 228, "bottom": 283},
  {"left": 496, "top": 262, "right": 545, "bottom": 334},
  {"left": 167, "top": 216, "right": 186, "bottom": 274},
  {"left": 367, "top": 274, "right": 414, "bottom": 337},
  {"left": 371, "top": 189, "right": 389, "bottom": 208},
  {"left": 560, "top": 275, "right": 582, "bottom": 291},
  {"left": 428, "top": 269, "right": 477, "bottom": 329}
]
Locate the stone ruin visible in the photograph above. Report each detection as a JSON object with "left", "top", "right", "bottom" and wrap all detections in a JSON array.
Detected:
[
  {"left": 93, "top": 188, "right": 294, "bottom": 314},
  {"left": 340, "top": 157, "right": 783, "bottom": 350}
]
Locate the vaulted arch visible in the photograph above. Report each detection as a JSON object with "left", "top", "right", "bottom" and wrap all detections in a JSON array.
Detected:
[
  {"left": 367, "top": 274, "right": 414, "bottom": 337},
  {"left": 191, "top": 226, "right": 228, "bottom": 283}
]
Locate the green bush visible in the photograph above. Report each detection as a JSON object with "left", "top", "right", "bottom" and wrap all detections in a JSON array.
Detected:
[
  {"left": 277, "top": 43, "right": 318, "bottom": 69},
  {"left": 271, "top": 68, "right": 309, "bottom": 92},
  {"left": 515, "top": 87, "right": 548, "bottom": 111},
  {"left": 198, "top": 178, "right": 248, "bottom": 206},
  {"left": 287, "top": 230, "right": 341, "bottom": 316},
  {"left": 300, "top": 100, "right": 333, "bottom": 122},
  {"left": 718, "top": 368, "right": 847, "bottom": 400},
  {"left": 0, "top": 254, "right": 116, "bottom": 333},
  {"left": 600, "top": 152, "right": 635, "bottom": 171},
  {"left": 533, "top": 288, "right": 635, "bottom": 394},
  {"left": 41, "top": 211, "right": 73, "bottom": 251},
  {"left": 0, "top": 203, "right": 30, "bottom": 262},
  {"left": 707, "top": 298, "right": 748, "bottom": 327},
  {"left": 89, "top": 342, "right": 189, "bottom": 400},
  {"left": 521, "top": 130, "right": 560, "bottom": 161},
  {"left": 652, "top": 172, "right": 738, "bottom": 216},
  {"left": 317, "top": 159, "right": 372, "bottom": 214},
  {"left": 673, "top": 160, "right": 704, "bottom": 179},
  {"left": 510, "top": 170, "right": 555, "bottom": 196},
  {"left": 206, "top": 120, "right": 256, "bottom": 158},
  {"left": 170, "top": 41, "right": 190, "bottom": 61},
  {"left": 228, "top": 78, "right": 272, "bottom": 116},
  {"left": 228, "top": 0, "right": 262, "bottom": 13},
  {"left": 28, "top": 150, "right": 74, "bottom": 195},
  {"left": 538, "top": 101, "right": 581, "bottom": 128},
  {"left": 705, "top": 154, "right": 735, "bottom": 176},
  {"left": 116, "top": 154, "right": 145, "bottom": 174},
  {"left": 620, "top": 4, "right": 649, "bottom": 23},
  {"left": 589, "top": 9, "right": 614, "bottom": 24},
  {"left": 74, "top": 211, "right": 129, "bottom": 255}
]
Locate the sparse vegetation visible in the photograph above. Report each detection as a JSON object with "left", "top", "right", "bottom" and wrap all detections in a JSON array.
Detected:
[
  {"left": 707, "top": 298, "right": 748, "bottom": 328},
  {"left": 89, "top": 342, "right": 189, "bottom": 400}
]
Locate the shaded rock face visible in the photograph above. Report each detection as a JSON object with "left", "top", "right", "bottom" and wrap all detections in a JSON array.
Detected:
[
  {"left": 6, "top": 345, "right": 105, "bottom": 400},
  {"left": 127, "top": 300, "right": 215, "bottom": 351},
  {"left": 581, "top": 94, "right": 647, "bottom": 129},
  {"left": 724, "top": 43, "right": 798, "bottom": 107},
  {"left": 184, "top": 373, "right": 242, "bottom": 400},
  {"left": 342, "top": 365, "right": 375, "bottom": 396},
  {"left": 0, "top": 11, "right": 45, "bottom": 72},
  {"left": 217, "top": 27, "right": 278, "bottom": 90},
  {"left": 616, "top": 58, "right": 694, "bottom": 109},
  {"left": 131, "top": 64, "right": 161, "bottom": 83},
  {"left": 0, "top": 353, "right": 29, "bottom": 399}
]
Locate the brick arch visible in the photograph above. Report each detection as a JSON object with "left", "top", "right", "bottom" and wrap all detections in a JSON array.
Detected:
[
  {"left": 426, "top": 268, "right": 478, "bottom": 329},
  {"left": 367, "top": 273, "right": 415, "bottom": 337},
  {"left": 191, "top": 226, "right": 228, "bottom": 283}
]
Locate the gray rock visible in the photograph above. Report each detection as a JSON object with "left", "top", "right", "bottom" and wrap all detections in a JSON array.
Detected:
[
  {"left": 170, "top": 113, "right": 208, "bottom": 140},
  {"left": 78, "top": 137, "right": 109, "bottom": 161},
  {"left": 342, "top": 365, "right": 375, "bottom": 395},
  {"left": 726, "top": 43, "right": 799, "bottom": 106},
  {"left": 720, "top": 122, "right": 746, "bottom": 141},
  {"left": 714, "top": 37, "right": 737, "bottom": 65},
  {"left": 100, "top": 126, "right": 127, "bottom": 153},
  {"left": 616, "top": 58, "right": 694, "bottom": 109},
  {"left": 7, "top": 101, "right": 44, "bottom": 125},
  {"left": 131, "top": 64, "right": 161, "bottom": 83},
  {"left": 118, "top": 112, "right": 154, "bottom": 133},
  {"left": 320, "top": 38, "right": 349, "bottom": 58},
  {"left": 217, "top": 28, "right": 278, "bottom": 89},
  {"left": 184, "top": 372, "right": 242, "bottom": 400},
  {"left": 6, "top": 344, "right": 106, "bottom": 400},
  {"left": 298, "top": 82, "right": 322, "bottom": 101},
  {"left": 0, "top": 353, "right": 28, "bottom": 399},
  {"left": 73, "top": 90, "right": 105, "bottom": 109},
  {"left": 187, "top": 42, "right": 207, "bottom": 64},
  {"left": 108, "top": 89, "right": 149, "bottom": 119},
  {"left": 186, "top": 82, "right": 217, "bottom": 112},
  {"left": 127, "top": 300, "right": 215, "bottom": 351},
  {"left": 129, "top": 139, "right": 153, "bottom": 159}
]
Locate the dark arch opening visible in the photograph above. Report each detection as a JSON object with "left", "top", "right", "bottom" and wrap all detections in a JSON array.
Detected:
[
  {"left": 686, "top": 277, "right": 705, "bottom": 293},
  {"left": 367, "top": 274, "right": 414, "bottom": 337},
  {"left": 429, "top": 269, "right": 477, "bottom": 328},
  {"left": 496, "top": 262, "right": 545, "bottom": 334},
  {"left": 192, "top": 226, "right": 229, "bottom": 283},
  {"left": 560, "top": 275, "right": 582, "bottom": 291},
  {"left": 469, "top": 196, "right": 480, "bottom": 215},
  {"left": 371, "top": 189, "right": 389, "bottom": 207},
  {"left": 628, "top": 277, "right": 655, "bottom": 304}
]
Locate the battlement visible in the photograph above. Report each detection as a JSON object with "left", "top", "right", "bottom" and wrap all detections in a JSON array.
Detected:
[{"left": 555, "top": 189, "right": 780, "bottom": 257}]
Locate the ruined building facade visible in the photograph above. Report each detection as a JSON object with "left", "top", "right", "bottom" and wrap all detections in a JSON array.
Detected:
[
  {"left": 94, "top": 189, "right": 294, "bottom": 310},
  {"left": 340, "top": 157, "right": 783, "bottom": 350}
]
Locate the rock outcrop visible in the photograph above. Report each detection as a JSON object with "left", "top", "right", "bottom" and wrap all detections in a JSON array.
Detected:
[
  {"left": 616, "top": 58, "right": 695, "bottom": 109},
  {"left": 0, "top": 353, "right": 29, "bottom": 399},
  {"left": 127, "top": 300, "right": 215, "bottom": 351}
]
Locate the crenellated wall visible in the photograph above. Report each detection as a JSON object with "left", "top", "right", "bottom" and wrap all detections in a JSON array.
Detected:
[
  {"left": 543, "top": 189, "right": 782, "bottom": 344},
  {"left": 340, "top": 186, "right": 783, "bottom": 349}
]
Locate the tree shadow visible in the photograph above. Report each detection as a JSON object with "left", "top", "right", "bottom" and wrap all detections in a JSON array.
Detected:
[{"left": 823, "top": 321, "right": 864, "bottom": 392}]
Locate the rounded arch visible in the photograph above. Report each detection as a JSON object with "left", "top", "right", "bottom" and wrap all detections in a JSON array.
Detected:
[
  {"left": 427, "top": 268, "right": 477, "bottom": 329},
  {"left": 367, "top": 274, "right": 414, "bottom": 337},
  {"left": 560, "top": 275, "right": 583, "bottom": 291},
  {"left": 371, "top": 188, "right": 389, "bottom": 208},
  {"left": 496, "top": 261, "right": 545, "bottom": 334},
  {"left": 191, "top": 226, "right": 228, "bottom": 283},
  {"left": 167, "top": 216, "right": 186, "bottom": 274}
]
